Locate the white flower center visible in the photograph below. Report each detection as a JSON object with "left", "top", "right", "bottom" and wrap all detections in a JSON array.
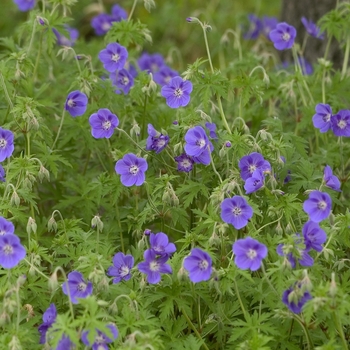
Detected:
[
  {"left": 153, "top": 245, "right": 164, "bottom": 253},
  {"left": 246, "top": 249, "right": 257, "bottom": 259},
  {"left": 232, "top": 207, "right": 242, "bottom": 216},
  {"left": 337, "top": 120, "right": 347, "bottom": 129},
  {"left": 121, "top": 77, "right": 129, "bottom": 85},
  {"left": 149, "top": 261, "right": 159, "bottom": 272},
  {"left": 174, "top": 88, "right": 183, "bottom": 97},
  {"left": 67, "top": 99, "right": 75, "bottom": 108},
  {"left": 181, "top": 159, "right": 191, "bottom": 168},
  {"left": 248, "top": 164, "right": 256, "bottom": 173},
  {"left": 95, "top": 335, "right": 105, "bottom": 344},
  {"left": 199, "top": 260, "right": 208, "bottom": 270},
  {"left": 3, "top": 244, "right": 13, "bottom": 255},
  {"left": 129, "top": 165, "right": 139, "bottom": 175},
  {"left": 102, "top": 22, "right": 111, "bottom": 31},
  {"left": 102, "top": 121, "right": 111, "bottom": 130},
  {"left": 77, "top": 282, "right": 87, "bottom": 292},
  {"left": 282, "top": 32, "right": 290, "bottom": 41},
  {"left": 0, "top": 230, "right": 6, "bottom": 236},
  {"left": 156, "top": 139, "right": 166, "bottom": 148},
  {"left": 323, "top": 113, "right": 331, "bottom": 122},
  {"left": 119, "top": 265, "right": 130, "bottom": 277},
  {"left": 317, "top": 200, "right": 327, "bottom": 210},
  {"left": 112, "top": 53, "right": 120, "bottom": 62},
  {"left": 196, "top": 139, "right": 206, "bottom": 148}
]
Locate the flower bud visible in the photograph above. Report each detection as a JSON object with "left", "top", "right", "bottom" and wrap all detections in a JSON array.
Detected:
[
  {"left": 91, "top": 215, "right": 103, "bottom": 231},
  {"left": 10, "top": 191, "right": 20, "bottom": 207},
  {"left": 48, "top": 271, "right": 58, "bottom": 291},
  {"left": 329, "top": 272, "right": 337, "bottom": 298},
  {"left": 38, "top": 166, "right": 50, "bottom": 182},
  {"left": 26, "top": 217, "right": 37, "bottom": 235},
  {"left": 48, "top": 216, "right": 57, "bottom": 233},
  {"left": 143, "top": 229, "right": 151, "bottom": 236}
]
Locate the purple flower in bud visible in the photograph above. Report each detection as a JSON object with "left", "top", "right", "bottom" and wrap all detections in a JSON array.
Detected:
[
  {"left": 186, "top": 17, "right": 193, "bottom": 22},
  {"left": 0, "top": 164, "right": 5, "bottom": 182},
  {"left": 174, "top": 153, "right": 194, "bottom": 172},
  {"left": 56, "top": 335, "right": 74, "bottom": 350},
  {"left": 298, "top": 57, "right": 313, "bottom": 75},
  {"left": 225, "top": 141, "right": 231, "bottom": 148},
  {"left": 269, "top": 22, "right": 296, "bottom": 50},
  {"left": 144, "top": 229, "right": 152, "bottom": 235},
  {"left": 173, "top": 120, "right": 179, "bottom": 125},
  {"left": 324, "top": 165, "right": 341, "bottom": 192}
]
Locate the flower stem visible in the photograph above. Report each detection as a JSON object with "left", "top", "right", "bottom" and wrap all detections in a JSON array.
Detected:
[
  {"left": 51, "top": 108, "right": 66, "bottom": 151},
  {"left": 341, "top": 35, "right": 350, "bottom": 79},
  {"left": 333, "top": 312, "right": 348, "bottom": 349},
  {"left": 233, "top": 278, "right": 249, "bottom": 320},
  {"left": 293, "top": 314, "right": 313, "bottom": 350},
  {"left": 0, "top": 72, "right": 14, "bottom": 109},
  {"left": 27, "top": 18, "right": 37, "bottom": 56},
  {"left": 24, "top": 258, "right": 50, "bottom": 280},
  {"left": 128, "top": 0, "right": 138, "bottom": 21}
]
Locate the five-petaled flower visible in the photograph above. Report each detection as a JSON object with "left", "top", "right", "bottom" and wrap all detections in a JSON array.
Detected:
[
  {"left": 99, "top": 43, "right": 128, "bottom": 72},
  {"left": 303, "top": 190, "right": 332, "bottom": 223},
  {"left": 81, "top": 324, "right": 118, "bottom": 349},
  {"left": 174, "top": 153, "right": 194, "bottom": 172},
  {"left": 137, "top": 249, "right": 172, "bottom": 284},
  {"left": 56, "top": 335, "right": 75, "bottom": 350},
  {"left": 238, "top": 152, "right": 271, "bottom": 181},
  {"left": 232, "top": 237, "right": 267, "bottom": 271},
  {"left": 115, "top": 153, "right": 148, "bottom": 187},
  {"left": 107, "top": 252, "right": 134, "bottom": 283},
  {"left": 154, "top": 65, "right": 179, "bottom": 86},
  {"left": 149, "top": 232, "right": 176, "bottom": 257},
  {"left": 301, "top": 17, "right": 324, "bottom": 39},
  {"left": 312, "top": 103, "right": 332, "bottom": 133},
  {"left": 183, "top": 248, "right": 212, "bottom": 283},
  {"left": 205, "top": 122, "right": 218, "bottom": 140},
  {"left": 302, "top": 221, "right": 327, "bottom": 252},
  {"left": 331, "top": 109, "right": 350, "bottom": 137},
  {"left": 138, "top": 52, "right": 165, "bottom": 73},
  {"left": 62, "top": 271, "right": 93, "bottom": 304},
  {"left": 220, "top": 196, "right": 253, "bottom": 230},
  {"left": 38, "top": 304, "right": 57, "bottom": 344},
  {"left": 323, "top": 165, "right": 341, "bottom": 192},
  {"left": 0, "top": 128, "right": 15, "bottom": 162},
  {"left": 13, "top": 0, "right": 35, "bottom": 11},
  {"left": 110, "top": 68, "right": 134, "bottom": 94},
  {"left": 65, "top": 90, "right": 88, "bottom": 117},
  {"left": 282, "top": 284, "right": 312, "bottom": 314},
  {"left": 161, "top": 76, "right": 193, "bottom": 108},
  {"left": 0, "top": 233, "right": 26, "bottom": 269},
  {"left": 89, "top": 108, "right": 119, "bottom": 139},
  {"left": 244, "top": 168, "right": 265, "bottom": 194},
  {"left": 0, "top": 217, "right": 15, "bottom": 236},
  {"left": 269, "top": 22, "right": 296, "bottom": 50},
  {"left": 53, "top": 26, "right": 79, "bottom": 47},
  {"left": 277, "top": 241, "right": 313, "bottom": 268},
  {"left": 146, "top": 124, "right": 170, "bottom": 154}
]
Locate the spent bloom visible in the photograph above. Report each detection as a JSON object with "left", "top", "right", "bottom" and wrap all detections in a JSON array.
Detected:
[
  {"left": 174, "top": 153, "right": 194, "bottom": 172},
  {"left": 107, "top": 252, "right": 134, "bottom": 283},
  {"left": 238, "top": 152, "right": 271, "bottom": 181},
  {"left": 312, "top": 103, "right": 332, "bottom": 133},
  {"left": 115, "top": 153, "right": 148, "bottom": 187},
  {"left": 38, "top": 304, "right": 57, "bottom": 344},
  {"left": 244, "top": 168, "right": 265, "bottom": 194},
  {"left": 13, "top": 0, "right": 35, "bottom": 11},
  {"left": 324, "top": 165, "right": 341, "bottom": 192},
  {"left": 65, "top": 90, "right": 88, "bottom": 117},
  {"left": 184, "top": 126, "right": 213, "bottom": 166},
  {"left": 302, "top": 221, "right": 327, "bottom": 252},
  {"left": 301, "top": 17, "right": 324, "bottom": 39},
  {"left": 183, "top": 248, "right": 212, "bottom": 283},
  {"left": 154, "top": 65, "right": 179, "bottom": 86},
  {"left": 0, "top": 234, "right": 26, "bottom": 269},
  {"left": 149, "top": 232, "right": 176, "bottom": 257},
  {"left": 221, "top": 196, "right": 253, "bottom": 230},
  {"left": 269, "top": 22, "right": 296, "bottom": 50},
  {"left": 303, "top": 190, "right": 332, "bottom": 223},
  {"left": 282, "top": 284, "right": 312, "bottom": 314},
  {"left": 53, "top": 26, "right": 79, "bottom": 46},
  {"left": 0, "top": 217, "right": 14, "bottom": 236},
  {"left": 89, "top": 108, "right": 119, "bottom": 139},
  {"left": 331, "top": 110, "right": 350, "bottom": 137},
  {"left": 0, "top": 128, "right": 15, "bottom": 162},
  {"left": 232, "top": 237, "right": 267, "bottom": 271},
  {"left": 98, "top": 43, "right": 128, "bottom": 72},
  {"left": 81, "top": 324, "right": 118, "bottom": 349},
  {"left": 138, "top": 52, "right": 165, "bottom": 73},
  {"left": 161, "top": 76, "right": 193, "bottom": 108},
  {"left": 137, "top": 249, "right": 172, "bottom": 284},
  {"left": 146, "top": 124, "right": 170, "bottom": 154},
  {"left": 62, "top": 271, "right": 93, "bottom": 304},
  {"left": 110, "top": 68, "right": 134, "bottom": 94}
]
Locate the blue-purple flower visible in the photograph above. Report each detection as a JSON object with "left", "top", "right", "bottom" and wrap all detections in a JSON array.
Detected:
[
  {"left": 220, "top": 196, "right": 253, "bottom": 229},
  {"left": 98, "top": 43, "right": 128, "bottom": 73},
  {"left": 0, "top": 217, "right": 14, "bottom": 236},
  {"left": 184, "top": 126, "right": 213, "bottom": 166},
  {"left": 38, "top": 304, "right": 57, "bottom": 344},
  {"left": 301, "top": 17, "right": 324, "bottom": 39},
  {"left": 64, "top": 91, "right": 88, "bottom": 117},
  {"left": 62, "top": 271, "right": 93, "bottom": 304},
  {"left": 0, "top": 128, "right": 14, "bottom": 162},
  {"left": 261, "top": 16, "right": 278, "bottom": 38},
  {"left": 282, "top": 285, "right": 312, "bottom": 314},
  {"left": 183, "top": 248, "right": 212, "bottom": 283},
  {"left": 111, "top": 4, "right": 128, "bottom": 21},
  {"left": 91, "top": 14, "right": 115, "bottom": 36},
  {"left": 110, "top": 68, "right": 134, "bottom": 94},
  {"left": 302, "top": 221, "right": 327, "bottom": 252},
  {"left": 56, "top": 335, "right": 74, "bottom": 350},
  {"left": 0, "top": 234, "right": 26, "bottom": 269},
  {"left": 277, "top": 242, "right": 313, "bottom": 268},
  {"left": 238, "top": 152, "right": 271, "bottom": 181},
  {"left": 115, "top": 153, "right": 148, "bottom": 187},
  {"left": 243, "top": 14, "right": 262, "bottom": 40},
  {"left": 312, "top": 103, "right": 332, "bottom": 133},
  {"left": 269, "top": 22, "right": 296, "bottom": 50},
  {"left": 324, "top": 165, "right": 341, "bottom": 192},
  {"left": 138, "top": 52, "right": 165, "bottom": 73},
  {"left": 331, "top": 110, "right": 350, "bottom": 137},
  {"left": 53, "top": 26, "right": 79, "bottom": 47},
  {"left": 205, "top": 122, "right": 218, "bottom": 140},
  {"left": 174, "top": 153, "right": 194, "bottom": 172},
  {"left": 149, "top": 232, "right": 176, "bottom": 257},
  {"left": 154, "top": 65, "right": 179, "bottom": 86},
  {"left": 233, "top": 237, "right": 267, "bottom": 271},
  {"left": 13, "top": 0, "right": 35, "bottom": 11},
  {"left": 244, "top": 168, "right": 265, "bottom": 194},
  {"left": 303, "top": 190, "right": 332, "bottom": 223},
  {"left": 0, "top": 164, "right": 5, "bottom": 182},
  {"left": 81, "top": 324, "right": 118, "bottom": 349},
  {"left": 146, "top": 124, "right": 170, "bottom": 154},
  {"left": 298, "top": 57, "right": 313, "bottom": 75},
  {"left": 89, "top": 108, "right": 119, "bottom": 139},
  {"left": 107, "top": 252, "right": 134, "bottom": 283},
  {"left": 137, "top": 249, "right": 172, "bottom": 284},
  {"left": 161, "top": 76, "right": 193, "bottom": 109}
]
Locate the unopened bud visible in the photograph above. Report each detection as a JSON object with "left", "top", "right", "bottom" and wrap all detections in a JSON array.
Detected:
[
  {"left": 329, "top": 272, "right": 337, "bottom": 297},
  {"left": 16, "top": 275, "right": 26, "bottom": 287},
  {"left": 130, "top": 122, "right": 141, "bottom": 138},
  {"left": 48, "top": 216, "right": 57, "bottom": 233},
  {"left": 144, "top": 229, "right": 151, "bottom": 236},
  {"left": 10, "top": 191, "right": 20, "bottom": 207},
  {"left": 26, "top": 217, "right": 37, "bottom": 235},
  {"left": 91, "top": 215, "right": 103, "bottom": 231},
  {"left": 37, "top": 16, "right": 46, "bottom": 26},
  {"left": 48, "top": 271, "right": 58, "bottom": 291},
  {"left": 38, "top": 166, "right": 50, "bottom": 182}
]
